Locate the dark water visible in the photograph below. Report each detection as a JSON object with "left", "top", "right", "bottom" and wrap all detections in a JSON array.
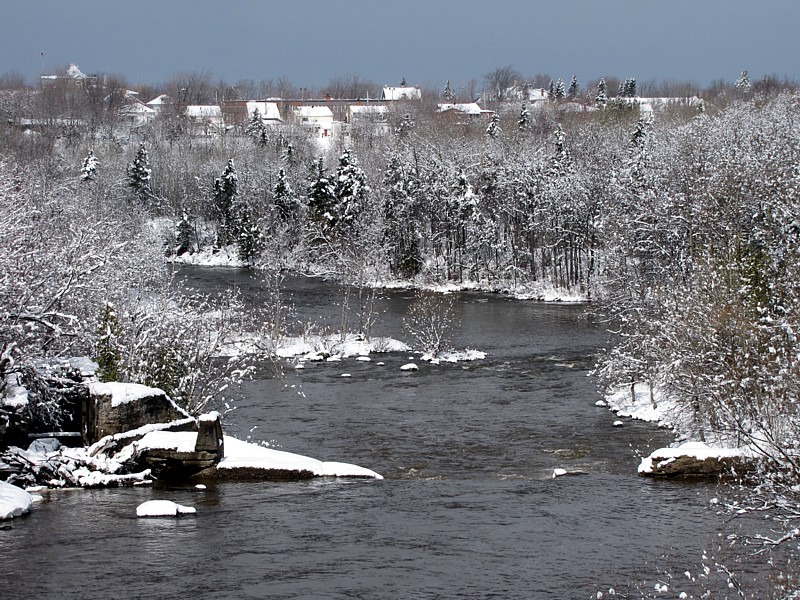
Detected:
[{"left": 0, "top": 267, "right": 726, "bottom": 599}]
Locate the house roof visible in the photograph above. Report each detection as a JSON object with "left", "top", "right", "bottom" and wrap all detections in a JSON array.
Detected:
[
  {"left": 246, "top": 101, "right": 282, "bottom": 121},
  {"left": 185, "top": 105, "right": 222, "bottom": 119},
  {"left": 147, "top": 94, "right": 173, "bottom": 106},
  {"left": 294, "top": 106, "right": 334, "bottom": 119},
  {"left": 437, "top": 102, "right": 483, "bottom": 116},
  {"left": 381, "top": 86, "right": 422, "bottom": 101},
  {"left": 350, "top": 105, "right": 388, "bottom": 115}
]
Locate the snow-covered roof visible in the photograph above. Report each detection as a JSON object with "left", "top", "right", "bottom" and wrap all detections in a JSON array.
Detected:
[
  {"left": 350, "top": 105, "right": 388, "bottom": 115},
  {"left": 437, "top": 102, "right": 483, "bottom": 116},
  {"left": 65, "top": 64, "right": 87, "bottom": 79},
  {"left": 146, "top": 94, "right": 173, "bottom": 106},
  {"left": 381, "top": 86, "right": 422, "bottom": 101},
  {"left": 120, "top": 100, "right": 156, "bottom": 115},
  {"left": 246, "top": 101, "right": 282, "bottom": 121},
  {"left": 185, "top": 105, "right": 223, "bottom": 119},
  {"left": 294, "top": 105, "right": 334, "bottom": 119}
]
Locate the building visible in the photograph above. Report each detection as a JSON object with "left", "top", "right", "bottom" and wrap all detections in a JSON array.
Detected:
[
  {"left": 293, "top": 105, "right": 335, "bottom": 139},
  {"left": 184, "top": 105, "right": 224, "bottom": 135},
  {"left": 381, "top": 86, "right": 422, "bottom": 101}
]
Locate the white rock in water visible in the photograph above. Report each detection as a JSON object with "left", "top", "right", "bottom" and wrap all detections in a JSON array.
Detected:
[
  {"left": 341, "top": 373, "right": 352, "bottom": 378},
  {"left": 613, "top": 420, "right": 624, "bottom": 427},
  {"left": 294, "top": 363, "right": 305, "bottom": 370},
  {"left": 376, "top": 362, "right": 385, "bottom": 366},
  {"left": 552, "top": 468, "right": 567, "bottom": 478},
  {"left": 595, "top": 400, "right": 608, "bottom": 407},
  {"left": 356, "top": 356, "right": 371, "bottom": 362},
  {"left": 400, "top": 363, "right": 418, "bottom": 371},
  {"left": 194, "top": 484, "right": 207, "bottom": 491},
  {"left": 136, "top": 500, "right": 196, "bottom": 517}
]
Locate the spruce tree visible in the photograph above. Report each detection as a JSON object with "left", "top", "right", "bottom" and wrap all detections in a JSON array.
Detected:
[
  {"left": 517, "top": 102, "right": 530, "bottom": 132},
  {"left": 307, "top": 157, "right": 336, "bottom": 229},
  {"left": 735, "top": 70, "right": 751, "bottom": 93},
  {"left": 595, "top": 78, "right": 608, "bottom": 106},
  {"left": 273, "top": 168, "right": 298, "bottom": 221},
  {"left": 442, "top": 80, "right": 455, "bottom": 101},
  {"left": 485, "top": 112, "right": 501, "bottom": 138},
  {"left": 567, "top": 75, "right": 579, "bottom": 99},
  {"left": 126, "top": 143, "right": 152, "bottom": 201},
  {"left": 81, "top": 150, "right": 98, "bottom": 182},
  {"left": 245, "top": 107, "right": 266, "bottom": 144},
  {"left": 175, "top": 212, "right": 195, "bottom": 256},
  {"left": 334, "top": 148, "right": 369, "bottom": 230},
  {"left": 213, "top": 159, "right": 238, "bottom": 246},
  {"left": 554, "top": 78, "right": 566, "bottom": 99},
  {"left": 236, "top": 207, "right": 264, "bottom": 266}
]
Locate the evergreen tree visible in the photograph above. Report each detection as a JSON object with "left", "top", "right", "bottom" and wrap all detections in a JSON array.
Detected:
[
  {"left": 567, "top": 75, "right": 579, "bottom": 99},
  {"left": 95, "top": 303, "right": 121, "bottom": 383},
  {"left": 81, "top": 150, "right": 98, "bottom": 182},
  {"left": 485, "top": 112, "right": 501, "bottom": 138},
  {"left": 126, "top": 143, "right": 152, "bottom": 201},
  {"left": 273, "top": 168, "right": 298, "bottom": 220},
  {"left": 236, "top": 207, "right": 264, "bottom": 266},
  {"left": 307, "top": 157, "right": 336, "bottom": 229},
  {"left": 517, "top": 102, "right": 530, "bottom": 132},
  {"left": 595, "top": 78, "right": 608, "bottom": 106},
  {"left": 442, "top": 79, "right": 455, "bottom": 101},
  {"left": 396, "top": 113, "right": 415, "bottom": 136},
  {"left": 735, "top": 69, "right": 751, "bottom": 93},
  {"left": 554, "top": 78, "right": 566, "bottom": 99},
  {"left": 548, "top": 80, "right": 556, "bottom": 98},
  {"left": 399, "top": 76, "right": 407, "bottom": 86},
  {"left": 383, "top": 154, "right": 422, "bottom": 277},
  {"left": 551, "top": 124, "right": 571, "bottom": 173},
  {"left": 245, "top": 107, "right": 266, "bottom": 144},
  {"left": 175, "top": 211, "right": 195, "bottom": 256},
  {"left": 333, "top": 148, "right": 369, "bottom": 231},
  {"left": 213, "top": 159, "right": 238, "bottom": 246}
]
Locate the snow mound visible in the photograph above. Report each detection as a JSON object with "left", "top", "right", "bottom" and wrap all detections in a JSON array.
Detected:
[
  {"left": 638, "top": 441, "right": 751, "bottom": 475},
  {"left": 0, "top": 482, "right": 33, "bottom": 520},
  {"left": 87, "top": 381, "right": 168, "bottom": 407},
  {"left": 136, "top": 500, "right": 196, "bottom": 517},
  {"left": 400, "top": 363, "right": 418, "bottom": 371}
]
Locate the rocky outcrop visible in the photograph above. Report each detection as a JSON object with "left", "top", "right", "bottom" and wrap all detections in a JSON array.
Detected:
[
  {"left": 638, "top": 442, "right": 757, "bottom": 478},
  {"left": 87, "top": 382, "right": 188, "bottom": 443}
]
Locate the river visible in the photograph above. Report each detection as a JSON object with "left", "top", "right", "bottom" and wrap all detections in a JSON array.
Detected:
[{"left": 0, "top": 267, "right": 727, "bottom": 599}]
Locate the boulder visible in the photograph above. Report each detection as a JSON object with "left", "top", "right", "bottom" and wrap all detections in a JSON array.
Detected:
[
  {"left": 87, "top": 382, "right": 188, "bottom": 443},
  {"left": 639, "top": 442, "right": 756, "bottom": 478}
]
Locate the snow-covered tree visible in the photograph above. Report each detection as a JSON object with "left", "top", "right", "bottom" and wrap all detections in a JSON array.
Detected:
[
  {"left": 126, "top": 143, "right": 152, "bottom": 202},
  {"left": 517, "top": 102, "right": 530, "bottom": 132},
  {"left": 554, "top": 78, "right": 566, "bottom": 99},
  {"left": 81, "top": 150, "right": 98, "bottom": 182},
  {"left": 485, "top": 112, "right": 501, "bottom": 138},
  {"left": 595, "top": 78, "right": 608, "bottom": 106},
  {"left": 307, "top": 157, "right": 336, "bottom": 229},
  {"left": 245, "top": 108, "right": 267, "bottom": 145},
  {"left": 272, "top": 168, "right": 298, "bottom": 221},
  {"left": 567, "top": 75, "right": 579, "bottom": 99},
  {"left": 175, "top": 211, "right": 195, "bottom": 256},
  {"left": 236, "top": 208, "right": 264, "bottom": 266},
  {"left": 212, "top": 159, "right": 238, "bottom": 246},
  {"left": 333, "top": 148, "right": 369, "bottom": 232},
  {"left": 442, "top": 79, "right": 455, "bottom": 101},
  {"left": 396, "top": 113, "right": 415, "bottom": 137},
  {"left": 735, "top": 69, "right": 751, "bottom": 93}
]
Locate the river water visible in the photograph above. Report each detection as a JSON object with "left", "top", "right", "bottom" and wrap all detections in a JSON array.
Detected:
[{"left": 0, "top": 267, "right": 727, "bottom": 599}]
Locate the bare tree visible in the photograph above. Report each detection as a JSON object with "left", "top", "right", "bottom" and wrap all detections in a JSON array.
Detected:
[{"left": 484, "top": 65, "right": 522, "bottom": 102}]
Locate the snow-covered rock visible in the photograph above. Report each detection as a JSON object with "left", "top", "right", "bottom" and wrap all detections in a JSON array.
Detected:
[
  {"left": 400, "top": 363, "right": 418, "bottom": 371},
  {"left": 0, "top": 481, "right": 33, "bottom": 520},
  {"left": 638, "top": 442, "right": 756, "bottom": 477},
  {"left": 136, "top": 500, "right": 196, "bottom": 517}
]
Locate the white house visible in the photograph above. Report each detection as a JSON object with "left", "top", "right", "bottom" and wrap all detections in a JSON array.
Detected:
[
  {"left": 293, "top": 105, "right": 335, "bottom": 139},
  {"left": 119, "top": 100, "right": 157, "bottom": 127},
  {"left": 185, "top": 105, "right": 224, "bottom": 135},
  {"left": 146, "top": 94, "right": 173, "bottom": 113},
  {"left": 245, "top": 101, "right": 282, "bottom": 125},
  {"left": 348, "top": 104, "right": 390, "bottom": 137},
  {"left": 381, "top": 86, "right": 422, "bottom": 101},
  {"left": 436, "top": 102, "right": 493, "bottom": 124}
]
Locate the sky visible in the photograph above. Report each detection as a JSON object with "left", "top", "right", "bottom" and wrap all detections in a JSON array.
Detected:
[{"left": 2, "top": 0, "right": 799, "bottom": 93}]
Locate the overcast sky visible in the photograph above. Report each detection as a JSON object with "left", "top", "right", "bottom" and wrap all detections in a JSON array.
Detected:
[{"left": 3, "top": 0, "right": 799, "bottom": 91}]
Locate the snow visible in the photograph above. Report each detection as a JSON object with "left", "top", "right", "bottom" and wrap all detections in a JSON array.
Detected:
[
  {"left": 638, "top": 441, "right": 751, "bottom": 475},
  {"left": 130, "top": 431, "right": 383, "bottom": 479},
  {"left": 218, "top": 435, "right": 383, "bottom": 479},
  {"left": 136, "top": 500, "right": 196, "bottom": 518},
  {"left": 87, "top": 381, "right": 168, "bottom": 407},
  {"left": 0, "top": 482, "right": 33, "bottom": 520},
  {"left": 400, "top": 363, "right": 418, "bottom": 371},
  {"left": 2, "top": 373, "right": 28, "bottom": 407}
]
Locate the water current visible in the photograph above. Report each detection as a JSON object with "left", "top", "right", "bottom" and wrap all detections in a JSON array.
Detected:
[{"left": 0, "top": 266, "right": 727, "bottom": 599}]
